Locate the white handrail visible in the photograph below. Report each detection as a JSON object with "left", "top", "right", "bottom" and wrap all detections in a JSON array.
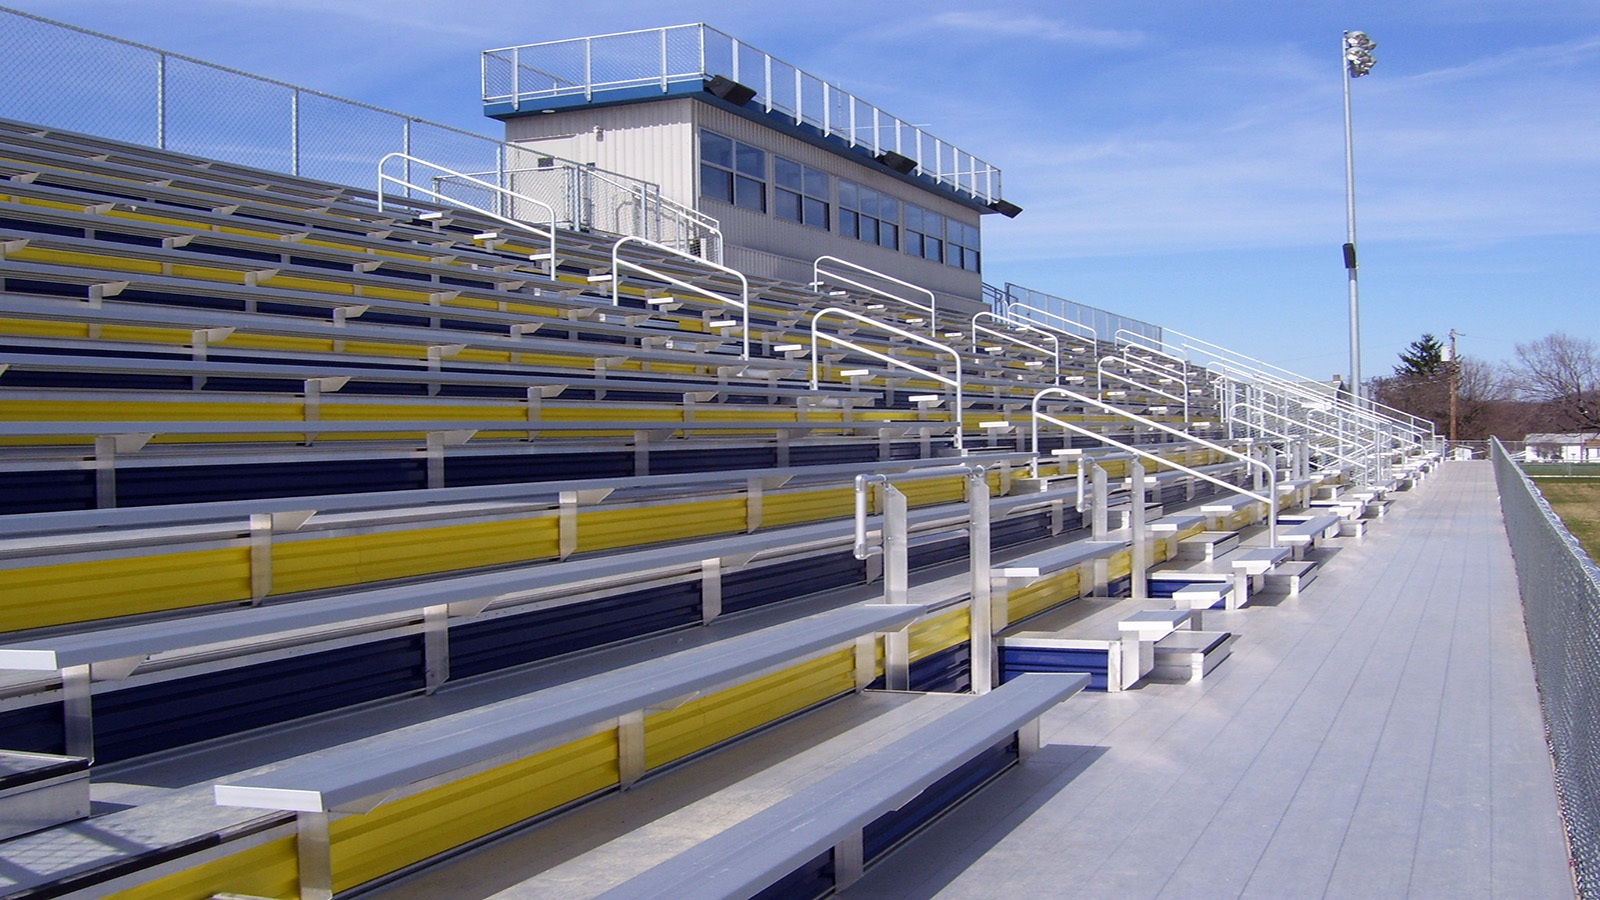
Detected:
[
  {"left": 1230, "top": 401, "right": 1378, "bottom": 474},
  {"left": 970, "top": 311, "right": 1060, "bottom": 384},
  {"left": 812, "top": 256, "right": 938, "bottom": 334},
  {"left": 809, "top": 306, "right": 965, "bottom": 454},
  {"left": 609, "top": 235, "right": 749, "bottom": 360},
  {"left": 1030, "top": 387, "right": 1278, "bottom": 547},
  {"left": 1165, "top": 327, "right": 1434, "bottom": 437},
  {"left": 377, "top": 153, "right": 556, "bottom": 268}
]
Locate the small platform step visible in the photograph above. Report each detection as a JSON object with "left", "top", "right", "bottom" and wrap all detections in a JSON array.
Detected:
[
  {"left": 1264, "top": 559, "right": 1319, "bottom": 596},
  {"left": 0, "top": 751, "right": 90, "bottom": 842},
  {"left": 1177, "top": 531, "right": 1239, "bottom": 562},
  {"left": 1149, "top": 630, "right": 1238, "bottom": 684}
]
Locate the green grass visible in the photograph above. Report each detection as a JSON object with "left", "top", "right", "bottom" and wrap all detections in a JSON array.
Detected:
[
  {"left": 1533, "top": 478, "right": 1600, "bottom": 562},
  {"left": 1522, "top": 463, "right": 1600, "bottom": 477}
]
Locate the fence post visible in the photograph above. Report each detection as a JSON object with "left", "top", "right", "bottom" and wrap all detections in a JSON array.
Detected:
[{"left": 156, "top": 52, "right": 167, "bottom": 150}]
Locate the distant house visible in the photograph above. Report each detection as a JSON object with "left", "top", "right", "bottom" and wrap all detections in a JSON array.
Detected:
[{"left": 1523, "top": 432, "right": 1600, "bottom": 462}]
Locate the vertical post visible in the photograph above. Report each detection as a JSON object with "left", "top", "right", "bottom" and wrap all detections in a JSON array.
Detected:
[
  {"left": 1342, "top": 33, "right": 1365, "bottom": 405},
  {"left": 296, "top": 812, "right": 334, "bottom": 900},
  {"left": 1448, "top": 328, "right": 1460, "bottom": 443},
  {"left": 290, "top": 88, "right": 301, "bottom": 177},
  {"left": 62, "top": 665, "right": 94, "bottom": 760},
  {"left": 155, "top": 52, "right": 167, "bottom": 150},
  {"left": 882, "top": 483, "right": 910, "bottom": 691},
  {"left": 967, "top": 470, "right": 993, "bottom": 694},
  {"left": 584, "top": 37, "right": 592, "bottom": 101},
  {"left": 660, "top": 28, "right": 668, "bottom": 92},
  {"left": 1129, "top": 460, "right": 1148, "bottom": 600}
]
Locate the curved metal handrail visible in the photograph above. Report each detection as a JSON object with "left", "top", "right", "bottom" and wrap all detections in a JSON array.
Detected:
[
  {"left": 809, "top": 306, "right": 964, "bottom": 454},
  {"left": 377, "top": 152, "right": 556, "bottom": 268},
  {"left": 1030, "top": 387, "right": 1279, "bottom": 547},
  {"left": 609, "top": 235, "right": 749, "bottom": 360},
  {"left": 813, "top": 256, "right": 937, "bottom": 333}
]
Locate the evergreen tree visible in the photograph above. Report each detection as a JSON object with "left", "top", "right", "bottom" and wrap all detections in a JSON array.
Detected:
[{"left": 1395, "top": 333, "right": 1446, "bottom": 377}]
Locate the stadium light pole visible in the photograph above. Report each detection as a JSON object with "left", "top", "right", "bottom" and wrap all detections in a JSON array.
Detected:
[{"left": 1341, "top": 30, "right": 1376, "bottom": 403}]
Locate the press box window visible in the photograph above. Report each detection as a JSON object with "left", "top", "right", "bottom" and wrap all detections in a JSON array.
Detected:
[
  {"left": 700, "top": 130, "right": 766, "bottom": 213},
  {"left": 904, "top": 203, "right": 944, "bottom": 264},
  {"left": 775, "top": 157, "right": 829, "bottom": 229},
  {"left": 839, "top": 180, "right": 899, "bottom": 250},
  {"left": 947, "top": 219, "right": 981, "bottom": 272}
]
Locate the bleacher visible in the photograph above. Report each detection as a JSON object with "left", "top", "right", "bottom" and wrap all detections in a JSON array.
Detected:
[{"left": 0, "top": 95, "right": 1443, "bottom": 900}]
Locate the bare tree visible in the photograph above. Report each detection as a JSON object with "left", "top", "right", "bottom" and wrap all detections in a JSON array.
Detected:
[
  {"left": 1513, "top": 333, "right": 1600, "bottom": 432},
  {"left": 1372, "top": 354, "right": 1512, "bottom": 440}
]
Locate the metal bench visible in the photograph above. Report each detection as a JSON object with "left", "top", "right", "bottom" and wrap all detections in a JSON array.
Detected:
[
  {"left": 591, "top": 672, "right": 1087, "bottom": 900},
  {"left": 989, "top": 539, "right": 1129, "bottom": 629},
  {"left": 1277, "top": 514, "right": 1343, "bottom": 559},
  {"left": 211, "top": 603, "right": 927, "bottom": 900}
]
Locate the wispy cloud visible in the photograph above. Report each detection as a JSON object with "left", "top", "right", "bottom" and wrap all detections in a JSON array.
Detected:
[{"left": 921, "top": 11, "right": 1145, "bottom": 48}]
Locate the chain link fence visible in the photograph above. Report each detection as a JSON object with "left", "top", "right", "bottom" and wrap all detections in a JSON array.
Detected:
[
  {"left": 1492, "top": 436, "right": 1599, "bottom": 896},
  {"left": 0, "top": 6, "right": 720, "bottom": 259}
]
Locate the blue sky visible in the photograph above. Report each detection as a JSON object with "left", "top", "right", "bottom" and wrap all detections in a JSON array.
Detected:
[{"left": 3, "top": 0, "right": 1597, "bottom": 383}]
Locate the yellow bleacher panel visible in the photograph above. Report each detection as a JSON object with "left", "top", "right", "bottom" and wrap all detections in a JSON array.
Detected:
[
  {"left": 760, "top": 486, "right": 853, "bottom": 528},
  {"left": 642, "top": 647, "right": 856, "bottom": 769},
  {"left": 328, "top": 730, "right": 620, "bottom": 893},
  {"left": 576, "top": 499, "right": 747, "bottom": 554},
  {"left": 1007, "top": 569, "right": 1082, "bottom": 623},
  {"left": 908, "top": 605, "right": 970, "bottom": 661},
  {"left": 270, "top": 517, "right": 562, "bottom": 595},
  {"left": 0, "top": 548, "right": 252, "bottom": 632},
  {"left": 1107, "top": 550, "right": 1133, "bottom": 582},
  {"left": 0, "top": 317, "right": 90, "bottom": 339},
  {"left": 111, "top": 834, "right": 299, "bottom": 900}
]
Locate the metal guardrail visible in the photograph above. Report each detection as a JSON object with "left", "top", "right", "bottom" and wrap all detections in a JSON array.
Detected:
[
  {"left": 812, "top": 255, "right": 937, "bottom": 334},
  {"left": 607, "top": 235, "right": 750, "bottom": 359},
  {"left": 809, "top": 306, "right": 964, "bottom": 453},
  {"left": 1003, "top": 284, "right": 1161, "bottom": 347},
  {"left": 1491, "top": 436, "right": 1600, "bottom": 898},
  {"left": 482, "top": 24, "right": 1004, "bottom": 205},
  {"left": 1031, "top": 387, "right": 1279, "bottom": 547},
  {"left": 970, "top": 311, "right": 1060, "bottom": 384},
  {"left": 377, "top": 153, "right": 557, "bottom": 267}
]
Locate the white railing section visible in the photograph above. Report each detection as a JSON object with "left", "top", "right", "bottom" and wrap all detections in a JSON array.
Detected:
[
  {"left": 377, "top": 153, "right": 557, "bottom": 269},
  {"left": 1003, "top": 283, "right": 1160, "bottom": 347},
  {"left": 1004, "top": 302, "right": 1097, "bottom": 352},
  {"left": 809, "top": 307, "right": 965, "bottom": 454},
  {"left": 608, "top": 235, "right": 750, "bottom": 360},
  {"left": 1030, "top": 387, "right": 1279, "bottom": 547},
  {"left": 970, "top": 312, "right": 1060, "bottom": 384},
  {"left": 1155, "top": 326, "right": 1436, "bottom": 440},
  {"left": 482, "top": 24, "right": 1004, "bottom": 204},
  {"left": 1229, "top": 400, "right": 1378, "bottom": 477},
  {"left": 812, "top": 256, "right": 938, "bottom": 334}
]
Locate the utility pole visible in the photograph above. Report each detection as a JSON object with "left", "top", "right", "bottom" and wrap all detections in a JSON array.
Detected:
[{"left": 1448, "top": 328, "right": 1460, "bottom": 443}]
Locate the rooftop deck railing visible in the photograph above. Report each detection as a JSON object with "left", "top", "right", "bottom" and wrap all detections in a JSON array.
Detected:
[{"left": 482, "top": 24, "right": 1004, "bottom": 205}]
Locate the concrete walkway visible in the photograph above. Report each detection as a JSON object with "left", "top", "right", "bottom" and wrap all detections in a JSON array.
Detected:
[{"left": 850, "top": 460, "right": 1573, "bottom": 899}]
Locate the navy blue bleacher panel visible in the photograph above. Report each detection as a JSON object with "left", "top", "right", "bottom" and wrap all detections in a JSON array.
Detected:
[
  {"left": 908, "top": 642, "right": 971, "bottom": 694},
  {"left": 0, "top": 469, "right": 96, "bottom": 514},
  {"left": 991, "top": 510, "right": 1058, "bottom": 549},
  {"left": 115, "top": 459, "right": 429, "bottom": 506},
  {"left": 721, "top": 552, "right": 867, "bottom": 615},
  {"left": 652, "top": 447, "right": 778, "bottom": 475},
  {"left": 861, "top": 734, "right": 1016, "bottom": 861},
  {"left": 1106, "top": 575, "right": 1133, "bottom": 598},
  {"left": 907, "top": 533, "right": 968, "bottom": 569},
  {"left": 787, "top": 444, "right": 879, "bottom": 467},
  {"left": 0, "top": 701, "right": 67, "bottom": 756},
  {"left": 1001, "top": 646, "right": 1109, "bottom": 691},
  {"left": 449, "top": 583, "right": 702, "bottom": 680},
  {"left": 91, "top": 634, "right": 426, "bottom": 763},
  {"left": 443, "top": 452, "right": 635, "bottom": 486},
  {"left": 749, "top": 848, "right": 835, "bottom": 900}
]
